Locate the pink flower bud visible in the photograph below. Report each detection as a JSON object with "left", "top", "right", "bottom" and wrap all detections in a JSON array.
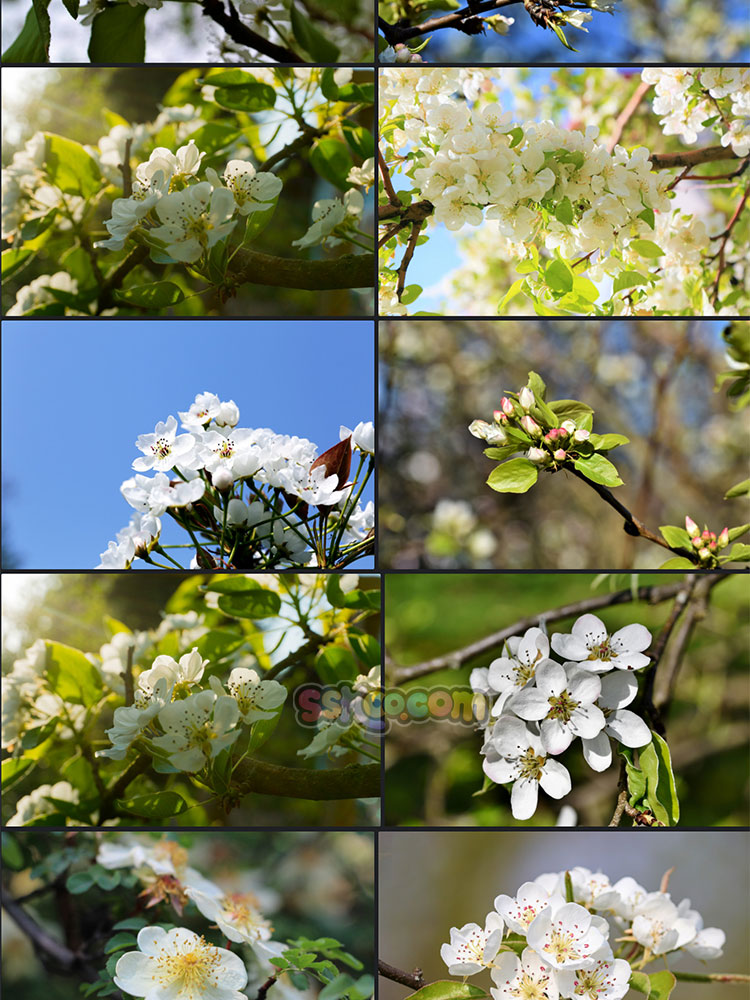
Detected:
[
  {"left": 698, "top": 546, "right": 712, "bottom": 561},
  {"left": 521, "top": 414, "right": 542, "bottom": 438},
  {"left": 519, "top": 386, "right": 535, "bottom": 411},
  {"left": 493, "top": 409, "right": 503, "bottom": 423},
  {"left": 573, "top": 429, "right": 590, "bottom": 443},
  {"left": 553, "top": 449, "right": 567, "bottom": 461},
  {"left": 555, "top": 425, "right": 570, "bottom": 440},
  {"left": 717, "top": 527, "right": 729, "bottom": 549},
  {"left": 685, "top": 516, "right": 700, "bottom": 537},
  {"left": 692, "top": 537, "right": 703, "bottom": 549},
  {"left": 701, "top": 530, "right": 712, "bottom": 542},
  {"left": 500, "top": 396, "right": 514, "bottom": 416},
  {"left": 527, "top": 447, "right": 547, "bottom": 464}
]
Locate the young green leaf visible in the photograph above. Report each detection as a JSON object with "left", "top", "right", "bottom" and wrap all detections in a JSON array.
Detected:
[
  {"left": 639, "top": 733, "right": 679, "bottom": 826},
  {"left": 573, "top": 454, "right": 624, "bottom": 488},
  {"left": 487, "top": 458, "right": 539, "bottom": 494},
  {"left": 658, "top": 525, "right": 693, "bottom": 550}
]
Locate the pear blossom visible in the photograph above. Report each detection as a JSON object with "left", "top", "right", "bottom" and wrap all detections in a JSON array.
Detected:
[
  {"left": 580, "top": 672, "right": 651, "bottom": 771},
  {"left": 121, "top": 473, "right": 205, "bottom": 517},
  {"left": 114, "top": 926, "right": 247, "bottom": 1000},
  {"left": 133, "top": 415, "right": 200, "bottom": 472},
  {"left": 483, "top": 627, "right": 552, "bottom": 717},
  {"left": 341, "top": 421, "right": 375, "bottom": 455},
  {"left": 206, "top": 160, "right": 283, "bottom": 215},
  {"left": 481, "top": 717, "right": 571, "bottom": 819},
  {"left": 222, "top": 666, "right": 288, "bottom": 723},
  {"left": 631, "top": 894, "right": 699, "bottom": 954},
  {"left": 152, "top": 690, "right": 241, "bottom": 772},
  {"left": 136, "top": 140, "right": 203, "bottom": 187},
  {"left": 490, "top": 948, "right": 559, "bottom": 1000},
  {"left": 150, "top": 182, "right": 236, "bottom": 262},
  {"left": 554, "top": 950, "right": 631, "bottom": 999},
  {"left": 440, "top": 914, "right": 505, "bottom": 976},
  {"left": 509, "top": 662, "right": 605, "bottom": 755},
  {"left": 8, "top": 782, "right": 80, "bottom": 826},
  {"left": 137, "top": 648, "right": 207, "bottom": 701},
  {"left": 187, "top": 889, "right": 286, "bottom": 960},
  {"left": 526, "top": 902, "right": 607, "bottom": 970},
  {"left": 551, "top": 615, "right": 652, "bottom": 672},
  {"left": 97, "top": 680, "right": 170, "bottom": 760},
  {"left": 494, "top": 881, "right": 565, "bottom": 935}
]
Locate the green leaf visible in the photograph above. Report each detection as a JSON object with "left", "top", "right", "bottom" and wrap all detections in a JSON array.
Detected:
[
  {"left": 640, "top": 733, "right": 679, "bottom": 826},
  {"left": 628, "top": 971, "right": 651, "bottom": 996},
  {"left": 1, "top": 757, "right": 34, "bottom": 790},
  {"left": 46, "top": 640, "right": 103, "bottom": 705},
  {"left": 115, "top": 282, "right": 185, "bottom": 309},
  {"left": 573, "top": 454, "right": 623, "bottom": 488},
  {"left": 88, "top": 5, "right": 147, "bottom": 61},
  {"left": 66, "top": 870, "right": 95, "bottom": 894},
  {"left": 515, "top": 259, "right": 538, "bottom": 275},
  {"left": 407, "top": 983, "right": 487, "bottom": 1000},
  {"left": 320, "top": 67, "right": 340, "bottom": 101},
  {"left": 310, "top": 138, "right": 354, "bottom": 190},
  {"left": 182, "top": 122, "right": 241, "bottom": 157},
  {"left": 647, "top": 971, "right": 676, "bottom": 999},
  {"left": 2, "top": 0, "right": 51, "bottom": 62},
  {"left": 325, "top": 577, "right": 380, "bottom": 611},
  {"left": 115, "top": 791, "right": 188, "bottom": 819},
  {"left": 247, "top": 710, "right": 283, "bottom": 753},
  {"left": 658, "top": 525, "right": 693, "bottom": 550},
  {"left": 727, "top": 542, "right": 750, "bottom": 561},
  {"left": 105, "top": 932, "right": 138, "bottom": 954},
  {"left": 316, "top": 646, "right": 359, "bottom": 684},
  {"left": 554, "top": 196, "right": 574, "bottom": 225},
  {"left": 622, "top": 749, "right": 647, "bottom": 808},
  {"left": 20, "top": 719, "right": 58, "bottom": 750},
  {"left": 498, "top": 277, "right": 526, "bottom": 313},
  {"left": 2, "top": 248, "right": 34, "bottom": 279},
  {"left": 20, "top": 208, "right": 57, "bottom": 242},
  {"left": 638, "top": 207, "right": 655, "bottom": 229},
  {"left": 217, "top": 589, "right": 282, "bottom": 619},
  {"left": 588, "top": 433, "right": 630, "bottom": 450},
  {"left": 483, "top": 445, "right": 520, "bottom": 461},
  {"left": 290, "top": 3, "right": 340, "bottom": 61},
  {"left": 113, "top": 917, "right": 149, "bottom": 932},
  {"left": 349, "top": 633, "right": 381, "bottom": 670},
  {"left": 318, "top": 974, "right": 355, "bottom": 1000},
  {"left": 342, "top": 123, "right": 374, "bottom": 160},
  {"left": 1, "top": 833, "right": 25, "bottom": 871},
  {"left": 400, "top": 284, "right": 422, "bottom": 306},
  {"left": 659, "top": 556, "right": 697, "bottom": 569},
  {"left": 613, "top": 270, "right": 650, "bottom": 293},
  {"left": 194, "top": 629, "right": 246, "bottom": 663},
  {"left": 205, "top": 576, "right": 262, "bottom": 593},
  {"left": 61, "top": 0, "right": 79, "bottom": 17},
  {"left": 44, "top": 134, "right": 101, "bottom": 198},
  {"left": 725, "top": 478, "right": 750, "bottom": 499},
  {"left": 473, "top": 773, "right": 495, "bottom": 797},
  {"left": 549, "top": 399, "right": 594, "bottom": 424},
  {"left": 727, "top": 522, "right": 750, "bottom": 542},
  {"left": 544, "top": 257, "right": 574, "bottom": 293},
  {"left": 527, "top": 371, "right": 547, "bottom": 400},
  {"left": 214, "top": 83, "right": 277, "bottom": 113},
  {"left": 629, "top": 239, "right": 665, "bottom": 258},
  {"left": 508, "top": 126, "right": 524, "bottom": 147},
  {"left": 571, "top": 275, "right": 599, "bottom": 302},
  {"left": 487, "top": 458, "right": 539, "bottom": 494}
]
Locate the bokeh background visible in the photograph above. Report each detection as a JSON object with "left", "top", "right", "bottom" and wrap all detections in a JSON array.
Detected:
[
  {"left": 379, "top": 830, "right": 749, "bottom": 1000},
  {"left": 377, "top": 0, "right": 749, "bottom": 62},
  {"left": 379, "top": 319, "right": 749, "bottom": 570},
  {"left": 2, "top": 67, "right": 374, "bottom": 318},
  {"left": 2, "top": 829, "right": 374, "bottom": 1000},
  {"left": 384, "top": 572, "right": 749, "bottom": 827},
  {"left": 1, "top": 319, "right": 374, "bottom": 569},
  {"left": 2, "top": 572, "right": 381, "bottom": 827}
]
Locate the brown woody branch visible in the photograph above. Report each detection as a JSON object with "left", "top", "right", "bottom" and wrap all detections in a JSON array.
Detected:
[
  {"left": 378, "top": 960, "right": 427, "bottom": 991},
  {"left": 202, "top": 0, "right": 298, "bottom": 62},
  {"left": 649, "top": 145, "right": 741, "bottom": 170},
  {"left": 233, "top": 759, "right": 380, "bottom": 799},
  {"left": 1, "top": 889, "right": 79, "bottom": 969},
  {"left": 389, "top": 577, "right": 724, "bottom": 683},
  {"left": 227, "top": 249, "right": 373, "bottom": 290},
  {"left": 379, "top": 0, "right": 524, "bottom": 47}
]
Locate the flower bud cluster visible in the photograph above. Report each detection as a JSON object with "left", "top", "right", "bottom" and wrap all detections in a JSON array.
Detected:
[
  {"left": 471, "top": 615, "right": 652, "bottom": 819},
  {"left": 98, "top": 391, "right": 374, "bottom": 570},
  {"left": 441, "top": 866, "right": 726, "bottom": 1000},
  {"left": 685, "top": 515, "right": 729, "bottom": 565}
]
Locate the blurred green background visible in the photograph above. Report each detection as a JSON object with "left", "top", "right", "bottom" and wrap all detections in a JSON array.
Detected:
[
  {"left": 379, "top": 830, "right": 749, "bottom": 1000},
  {"left": 2, "top": 829, "right": 374, "bottom": 1000},
  {"left": 384, "top": 572, "right": 749, "bottom": 827},
  {"left": 2, "top": 573, "right": 380, "bottom": 827},
  {"left": 379, "top": 319, "right": 749, "bottom": 569}
]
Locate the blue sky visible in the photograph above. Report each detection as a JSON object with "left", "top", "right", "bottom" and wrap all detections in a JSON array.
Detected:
[{"left": 2, "top": 320, "right": 374, "bottom": 569}]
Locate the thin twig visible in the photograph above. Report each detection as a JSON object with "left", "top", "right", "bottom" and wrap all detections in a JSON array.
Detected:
[
  {"left": 201, "top": 0, "right": 299, "bottom": 61},
  {"left": 397, "top": 221, "right": 423, "bottom": 299},
  {"left": 649, "top": 145, "right": 740, "bottom": 170},
  {"left": 389, "top": 577, "right": 723, "bottom": 683},
  {"left": 379, "top": 146, "right": 400, "bottom": 207},
  {"left": 255, "top": 975, "right": 278, "bottom": 1000},
  {"left": 260, "top": 128, "right": 325, "bottom": 173},
  {"left": 1, "top": 889, "right": 79, "bottom": 968},
  {"left": 710, "top": 182, "right": 750, "bottom": 305},
  {"left": 120, "top": 137, "right": 133, "bottom": 199},
  {"left": 569, "top": 469, "right": 676, "bottom": 554},
  {"left": 379, "top": 0, "right": 523, "bottom": 46},
  {"left": 122, "top": 645, "right": 135, "bottom": 706},
  {"left": 607, "top": 80, "right": 651, "bottom": 153},
  {"left": 378, "top": 960, "right": 426, "bottom": 991}
]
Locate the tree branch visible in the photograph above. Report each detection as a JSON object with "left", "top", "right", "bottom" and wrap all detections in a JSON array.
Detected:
[
  {"left": 378, "top": 960, "right": 426, "bottom": 990},
  {"left": 379, "top": 1, "right": 523, "bottom": 46},
  {"left": 227, "top": 249, "right": 374, "bottom": 290},
  {"left": 649, "top": 145, "right": 741, "bottom": 170},
  {"left": 1, "top": 889, "right": 79, "bottom": 969},
  {"left": 233, "top": 758, "right": 380, "bottom": 800},
  {"left": 201, "top": 0, "right": 299, "bottom": 62},
  {"left": 607, "top": 80, "right": 651, "bottom": 153},
  {"left": 264, "top": 636, "right": 323, "bottom": 679},
  {"left": 389, "top": 578, "right": 721, "bottom": 683},
  {"left": 96, "top": 246, "right": 149, "bottom": 313}
]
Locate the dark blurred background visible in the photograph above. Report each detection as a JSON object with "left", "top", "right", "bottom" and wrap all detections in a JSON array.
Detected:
[
  {"left": 384, "top": 572, "right": 749, "bottom": 827},
  {"left": 379, "top": 319, "right": 749, "bottom": 570}
]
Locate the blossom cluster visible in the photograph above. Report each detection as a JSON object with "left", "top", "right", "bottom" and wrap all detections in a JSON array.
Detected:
[
  {"left": 643, "top": 67, "right": 750, "bottom": 158},
  {"left": 98, "top": 391, "right": 374, "bottom": 569},
  {"left": 379, "top": 68, "right": 674, "bottom": 312},
  {"left": 441, "top": 866, "right": 725, "bottom": 1000},
  {"left": 471, "top": 615, "right": 652, "bottom": 819}
]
